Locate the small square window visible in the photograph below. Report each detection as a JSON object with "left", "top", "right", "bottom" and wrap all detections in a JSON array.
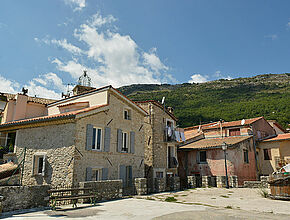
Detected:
[
  {"left": 33, "top": 154, "right": 46, "bottom": 176},
  {"left": 156, "top": 171, "right": 164, "bottom": 178},
  {"left": 264, "top": 149, "right": 271, "bottom": 160},
  {"left": 199, "top": 151, "right": 207, "bottom": 163},
  {"left": 124, "top": 109, "right": 131, "bottom": 120},
  {"left": 243, "top": 150, "right": 249, "bottom": 163},
  {"left": 92, "top": 169, "right": 101, "bottom": 181}
]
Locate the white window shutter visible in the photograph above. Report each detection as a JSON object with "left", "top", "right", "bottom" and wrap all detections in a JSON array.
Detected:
[{"left": 41, "top": 155, "right": 46, "bottom": 176}]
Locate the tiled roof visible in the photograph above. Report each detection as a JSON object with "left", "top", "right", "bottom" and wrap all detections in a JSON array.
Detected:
[
  {"left": 179, "top": 136, "right": 252, "bottom": 150},
  {"left": 202, "top": 117, "right": 263, "bottom": 130},
  {"left": 184, "top": 130, "right": 203, "bottom": 140},
  {"left": 2, "top": 93, "right": 56, "bottom": 105},
  {"left": 0, "top": 104, "right": 108, "bottom": 128},
  {"left": 135, "top": 100, "right": 177, "bottom": 121},
  {"left": 262, "top": 133, "right": 290, "bottom": 142},
  {"left": 184, "top": 122, "right": 219, "bottom": 131}
]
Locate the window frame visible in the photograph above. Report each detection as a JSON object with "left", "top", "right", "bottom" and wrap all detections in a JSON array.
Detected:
[
  {"left": 199, "top": 151, "right": 207, "bottom": 164},
  {"left": 92, "top": 127, "right": 103, "bottom": 151},
  {"left": 32, "top": 153, "right": 46, "bottom": 176},
  {"left": 92, "top": 168, "right": 102, "bottom": 181},
  {"left": 243, "top": 149, "right": 249, "bottom": 163},
  {"left": 124, "top": 108, "right": 132, "bottom": 120},
  {"left": 264, "top": 149, "right": 271, "bottom": 160},
  {"left": 122, "top": 132, "right": 129, "bottom": 152}
]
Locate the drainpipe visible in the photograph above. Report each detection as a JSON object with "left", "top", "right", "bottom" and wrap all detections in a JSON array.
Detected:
[{"left": 250, "top": 125, "right": 259, "bottom": 180}]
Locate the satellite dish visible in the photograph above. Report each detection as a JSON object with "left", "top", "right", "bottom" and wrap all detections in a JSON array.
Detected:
[
  {"left": 161, "top": 97, "right": 165, "bottom": 104},
  {"left": 241, "top": 119, "right": 245, "bottom": 125}
]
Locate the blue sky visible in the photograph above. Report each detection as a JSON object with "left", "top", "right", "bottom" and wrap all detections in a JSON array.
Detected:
[{"left": 0, "top": 0, "right": 290, "bottom": 98}]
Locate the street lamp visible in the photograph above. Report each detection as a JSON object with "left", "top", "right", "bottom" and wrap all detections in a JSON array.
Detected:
[{"left": 221, "top": 142, "right": 229, "bottom": 189}]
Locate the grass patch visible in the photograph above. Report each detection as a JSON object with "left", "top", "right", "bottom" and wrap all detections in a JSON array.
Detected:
[
  {"left": 145, "top": 197, "right": 155, "bottom": 201},
  {"left": 220, "top": 195, "right": 229, "bottom": 198},
  {"left": 225, "top": 205, "right": 233, "bottom": 209},
  {"left": 180, "top": 195, "right": 187, "bottom": 197},
  {"left": 228, "top": 191, "right": 234, "bottom": 193},
  {"left": 258, "top": 187, "right": 269, "bottom": 198},
  {"left": 165, "top": 196, "right": 177, "bottom": 202},
  {"left": 211, "top": 198, "right": 216, "bottom": 199}
]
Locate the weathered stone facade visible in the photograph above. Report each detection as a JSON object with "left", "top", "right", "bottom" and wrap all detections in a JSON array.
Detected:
[
  {"left": 137, "top": 101, "right": 179, "bottom": 192},
  {"left": 134, "top": 178, "right": 147, "bottom": 195},
  {"left": 167, "top": 176, "right": 180, "bottom": 191},
  {"left": 154, "top": 177, "right": 166, "bottom": 192},
  {"left": 0, "top": 185, "right": 50, "bottom": 212},
  {"left": 6, "top": 87, "right": 146, "bottom": 188}
]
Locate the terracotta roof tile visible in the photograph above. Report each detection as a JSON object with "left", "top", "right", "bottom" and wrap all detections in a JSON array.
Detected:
[
  {"left": 2, "top": 93, "right": 56, "bottom": 105},
  {"left": 262, "top": 133, "right": 290, "bottom": 142},
  {"left": 179, "top": 136, "right": 252, "bottom": 150}
]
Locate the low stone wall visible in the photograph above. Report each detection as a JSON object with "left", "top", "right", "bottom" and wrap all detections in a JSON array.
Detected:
[
  {"left": 154, "top": 178, "right": 166, "bottom": 192},
  {"left": 0, "top": 185, "right": 50, "bottom": 212},
  {"left": 134, "top": 178, "right": 147, "bottom": 195},
  {"left": 217, "top": 176, "right": 227, "bottom": 188},
  {"left": 260, "top": 176, "right": 270, "bottom": 188},
  {"left": 167, "top": 177, "right": 180, "bottom": 191},
  {"left": 243, "top": 181, "right": 268, "bottom": 188},
  {"left": 0, "top": 174, "right": 20, "bottom": 186},
  {"left": 187, "top": 176, "right": 197, "bottom": 188},
  {"left": 78, "top": 180, "right": 122, "bottom": 202},
  {"left": 230, "top": 176, "right": 238, "bottom": 188}
]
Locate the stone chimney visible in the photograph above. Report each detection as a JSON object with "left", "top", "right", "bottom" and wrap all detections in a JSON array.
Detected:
[
  {"left": 167, "top": 106, "right": 174, "bottom": 114},
  {"left": 72, "top": 85, "right": 96, "bottom": 96}
]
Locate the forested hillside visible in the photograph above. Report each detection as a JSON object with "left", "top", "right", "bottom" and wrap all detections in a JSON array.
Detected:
[{"left": 119, "top": 74, "right": 290, "bottom": 129}]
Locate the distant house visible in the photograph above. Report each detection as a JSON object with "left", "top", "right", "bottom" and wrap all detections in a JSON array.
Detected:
[
  {"left": 178, "top": 117, "right": 277, "bottom": 186},
  {"left": 136, "top": 101, "right": 183, "bottom": 192},
  {"left": 257, "top": 133, "right": 290, "bottom": 175},
  {"left": 0, "top": 86, "right": 147, "bottom": 188}
]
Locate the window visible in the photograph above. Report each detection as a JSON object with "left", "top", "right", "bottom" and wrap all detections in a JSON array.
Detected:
[
  {"left": 124, "top": 109, "right": 131, "bottom": 120},
  {"left": 264, "top": 149, "right": 271, "bottom": 160},
  {"left": 92, "top": 127, "right": 102, "bottom": 150},
  {"left": 229, "top": 128, "right": 241, "bottom": 136},
  {"left": 156, "top": 171, "right": 164, "bottom": 178},
  {"left": 244, "top": 150, "right": 249, "bottom": 163},
  {"left": 92, "top": 169, "right": 101, "bottom": 181},
  {"left": 33, "top": 154, "right": 46, "bottom": 176},
  {"left": 199, "top": 151, "right": 207, "bottom": 163},
  {"left": 122, "top": 132, "right": 128, "bottom": 152}
]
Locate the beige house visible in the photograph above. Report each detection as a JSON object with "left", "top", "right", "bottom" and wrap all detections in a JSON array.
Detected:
[
  {"left": 136, "top": 101, "right": 182, "bottom": 192},
  {"left": 0, "top": 86, "right": 147, "bottom": 188},
  {"left": 257, "top": 133, "right": 290, "bottom": 175}
]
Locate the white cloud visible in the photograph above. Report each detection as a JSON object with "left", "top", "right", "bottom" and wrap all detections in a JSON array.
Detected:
[
  {"left": 51, "top": 39, "right": 83, "bottom": 54},
  {"left": 0, "top": 75, "right": 20, "bottom": 93},
  {"left": 25, "top": 81, "right": 61, "bottom": 99},
  {"left": 64, "top": 0, "right": 86, "bottom": 11},
  {"left": 32, "top": 72, "right": 66, "bottom": 92},
  {"left": 214, "top": 70, "right": 232, "bottom": 80},
  {"left": 188, "top": 74, "right": 208, "bottom": 83},
  {"left": 49, "top": 13, "right": 174, "bottom": 88}
]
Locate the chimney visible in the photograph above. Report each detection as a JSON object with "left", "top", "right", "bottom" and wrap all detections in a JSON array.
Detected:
[
  {"left": 167, "top": 107, "right": 174, "bottom": 114},
  {"left": 72, "top": 85, "right": 96, "bottom": 96}
]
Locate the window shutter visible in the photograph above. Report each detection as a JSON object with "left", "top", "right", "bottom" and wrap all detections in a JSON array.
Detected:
[
  {"left": 117, "top": 129, "right": 123, "bottom": 152},
  {"left": 86, "top": 167, "right": 92, "bottom": 181},
  {"left": 41, "top": 155, "right": 47, "bottom": 176},
  {"left": 128, "top": 165, "right": 133, "bottom": 186},
  {"left": 130, "top": 131, "right": 135, "bottom": 154},
  {"left": 196, "top": 151, "right": 200, "bottom": 164},
  {"left": 86, "top": 124, "right": 93, "bottom": 150},
  {"left": 102, "top": 168, "right": 108, "bottom": 180},
  {"left": 104, "top": 127, "right": 111, "bottom": 152},
  {"left": 32, "top": 155, "right": 36, "bottom": 175},
  {"left": 119, "top": 165, "right": 126, "bottom": 187}
]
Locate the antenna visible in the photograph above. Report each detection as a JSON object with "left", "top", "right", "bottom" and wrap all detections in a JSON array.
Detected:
[{"left": 241, "top": 119, "right": 245, "bottom": 125}]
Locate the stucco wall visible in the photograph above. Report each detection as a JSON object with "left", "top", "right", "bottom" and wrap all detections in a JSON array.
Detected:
[
  {"left": 48, "top": 90, "right": 108, "bottom": 115},
  {"left": 252, "top": 118, "right": 276, "bottom": 140},
  {"left": 180, "top": 138, "right": 256, "bottom": 185},
  {"left": 15, "top": 123, "right": 76, "bottom": 187},
  {"left": 72, "top": 92, "right": 145, "bottom": 185}
]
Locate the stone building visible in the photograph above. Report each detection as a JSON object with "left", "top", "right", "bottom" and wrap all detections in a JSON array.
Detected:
[
  {"left": 136, "top": 101, "right": 183, "bottom": 192},
  {"left": 0, "top": 86, "right": 147, "bottom": 188}
]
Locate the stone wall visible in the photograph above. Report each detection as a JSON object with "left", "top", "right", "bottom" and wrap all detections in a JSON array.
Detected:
[
  {"left": 187, "top": 176, "right": 197, "bottom": 188},
  {"left": 243, "top": 181, "right": 268, "bottom": 188},
  {"left": 0, "top": 174, "right": 20, "bottom": 186},
  {"left": 217, "top": 176, "right": 227, "bottom": 188},
  {"left": 0, "top": 185, "right": 50, "bottom": 212},
  {"left": 154, "top": 178, "right": 166, "bottom": 192},
  {"left": 78, "top": 180, "right": 122, "bottom": 202},
  {"left": 167, "top": 177, "right": 180, "bottom": 191},
  {"left": 230, "top": 176, "right": 238, "bottom": 188},
  {"left": 134, "top": 178, "right": 147, "bottom": 195}
]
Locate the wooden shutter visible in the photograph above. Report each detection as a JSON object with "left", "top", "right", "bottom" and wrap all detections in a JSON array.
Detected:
[
  {"left": 196, "top": 151, "right": 200, "bottom": 164},
  {"left": 130, "top": 131, "right": 135, "bottom": 154},
  {"left": 86, "top": 167, "right": 92, "bottom": 181},
  {"left": 32, "top": 155, "right": 36, "bottom": 175},
  {"left": 104, "top": 127, "right": 111, "bottom": 152},
  {"left": 128, "top": 166, "right": 133, "bottom": 186},
  {"left": 86, "top": 124, "right": 93, "bottom": 150},
  {"left": 117, "top": 129, "right": 123, "bottom": 152},
  {"left": 102, "top": 168, "right": 108, "bottom": 180},
  {"left": 119, "top": 165, "right": 126, "bottom": 187},
  {"left": 41, "top": 154, "right": 47, "bottom": 176}
]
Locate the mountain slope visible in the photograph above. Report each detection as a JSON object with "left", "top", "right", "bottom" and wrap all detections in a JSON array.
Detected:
[{"left": 119, "top": 74, "right": 290, "bottom": 129}]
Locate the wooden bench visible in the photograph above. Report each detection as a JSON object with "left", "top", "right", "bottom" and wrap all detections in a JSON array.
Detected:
[{"left": 48, "top": 187, "right": 99, "bottom": 209}]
